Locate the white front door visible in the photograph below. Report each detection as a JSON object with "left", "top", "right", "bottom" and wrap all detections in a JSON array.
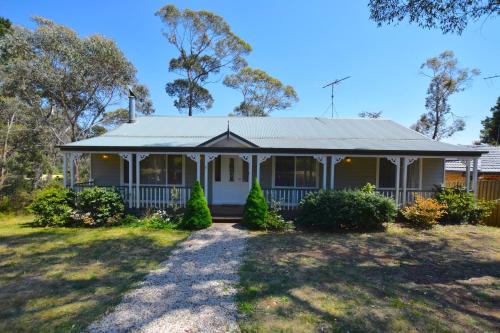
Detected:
[{"left": 213, "top": 155, "right": 249, "bottom": 204}]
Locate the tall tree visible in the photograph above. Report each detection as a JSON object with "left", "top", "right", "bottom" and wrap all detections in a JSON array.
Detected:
[
  {"left": 156, "top": 4, "right": 251, "bottom": 116},
  {"left": 0, "top": 17, "right": 154, "bottom": 190},
  {"left": 0, "top": 17, "right": 11, "bottom": 37},
  {"left": 359, "top": 111, "right": 383, "bottom": 118},
  {"left": 368, "top": 0, "right": 499, "bottom": 35},
  {"left": 480, "top": 97, "right": 500, "bottom": 145},
  {"left": 223, "top": 67, "right": 298, "bottom": 116},
  {"left": 411, "top": 51, "right": 479, "bottom": 140},
  {"left": 0, "top": 17, "right": 154, "bottom": 144}
]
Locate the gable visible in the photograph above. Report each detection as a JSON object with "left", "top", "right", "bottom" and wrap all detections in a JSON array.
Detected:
[
  {"left": 205, "top": 136, "right": 250, "bottom": 148},
  {"left": 198, "top": 131, "right": 258, "bottom": 148}
]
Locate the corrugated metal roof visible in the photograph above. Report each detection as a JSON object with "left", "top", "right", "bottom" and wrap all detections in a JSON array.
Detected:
[
  {"left": 63, "top": 116, "right": 480, "bottom": 154},
  {"left": 446, "top": 146, "right": 500, "bottom": 172}
]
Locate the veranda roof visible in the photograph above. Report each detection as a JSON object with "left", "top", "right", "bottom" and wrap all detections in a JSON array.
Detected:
[
  {"left": 446, "top": 146, "right": 500, "bottom": 172},
  {"left": 61, "top": 116, "right": 483, "bottom": 156}
]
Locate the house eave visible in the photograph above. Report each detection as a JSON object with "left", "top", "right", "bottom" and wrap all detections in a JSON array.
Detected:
[{"left": 57, "top": 145, "right": 485, "bottom": 157}]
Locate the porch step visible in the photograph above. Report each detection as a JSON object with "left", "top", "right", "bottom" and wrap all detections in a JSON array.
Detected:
[
  {"left": 210, "top": 205, "right": 244, "bottom": 219},
  {"left": 212, "top": 216, "right": 242, "bottom": 223}
]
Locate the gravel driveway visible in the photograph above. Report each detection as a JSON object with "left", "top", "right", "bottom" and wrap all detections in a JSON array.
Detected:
[{"left": 88, "top": 223, "right": 249, "bottom": 333}]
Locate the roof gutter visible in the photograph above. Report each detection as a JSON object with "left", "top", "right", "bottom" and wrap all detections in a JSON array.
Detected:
[{"left": 56, "top": 145, "right": 486, "bottom": 157}]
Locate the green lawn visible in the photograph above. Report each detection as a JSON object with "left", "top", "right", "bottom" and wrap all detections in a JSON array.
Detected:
[
  {"left": 238, "top": 224, "right": 500, "bottom": 333},
  {"left": 0, "top": 214, "right": 189, "bottom": 333}
]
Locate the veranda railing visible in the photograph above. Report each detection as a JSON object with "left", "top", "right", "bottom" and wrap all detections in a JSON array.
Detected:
[
  {"left": 74, "top": 183, "right": 192, "bottom": 209},
  {"left": 262, "top": 187, "right": 438, "bottom": 210}
]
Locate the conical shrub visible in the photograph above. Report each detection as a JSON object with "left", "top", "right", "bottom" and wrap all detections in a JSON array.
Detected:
[
  {"left": 182, "top": 181, "right": 212, "bottom": 230},
  {"left": 242, "top": 179, "right": 268, "bottom": 229}
]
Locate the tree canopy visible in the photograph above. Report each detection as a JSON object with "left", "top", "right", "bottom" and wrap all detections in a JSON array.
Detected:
[
  {"left": 0, "top": 17, "right": 153, "bottom": 193},
  {"left": 0, "top": 17, "right": 154, "bottom": 143},
  {"left": 223, "top": 67, "right": 298, "bottom": 116},
  {"left": 480, "top": 97, "right": 500, "bottom": 145},
  {"left": 412, "top": 51, "right": 479, "bottom": 140},
  {"left": 0, "top": 17, "right": 11, "bottom": 37},
  {"left": 368, "top": 0, "right": 500, "bottom": 35},
  {"left": 156, "top": 4, "right": 251, "bottom": 116}
]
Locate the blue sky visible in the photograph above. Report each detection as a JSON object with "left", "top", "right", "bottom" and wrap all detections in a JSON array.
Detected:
[{"left": 2, "top": 0, "right": 499, "bottom": 144}]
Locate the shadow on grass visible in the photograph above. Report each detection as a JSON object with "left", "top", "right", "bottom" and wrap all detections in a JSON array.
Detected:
[
  {"left": 237, "top": 228, "right": 500, "bottom": 332},
  {"left": 0, "top": 228, "right": 187, "bottom": 333}
]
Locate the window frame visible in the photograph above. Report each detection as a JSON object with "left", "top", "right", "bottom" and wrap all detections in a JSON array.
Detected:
[
  {"left": 121, "top": 154, "right": 185, "bottom": 187},
  {"left": 376, "top": 157, "right": 422, "bottom": 190},
  {"left": 272, "top": 156, "right": 319, "bottom": 189}
]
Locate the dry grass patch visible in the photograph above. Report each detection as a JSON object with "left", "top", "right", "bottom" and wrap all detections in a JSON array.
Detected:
[
  {"left": 238, "top": 224, "right": 500, "bottom": 333},
  {"left": 0, "top": 214, "right": 189, "bottom": 333}
]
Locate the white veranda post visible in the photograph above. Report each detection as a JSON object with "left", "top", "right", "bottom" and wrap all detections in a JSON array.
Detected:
[
  {"left": 313, "top": 155, "right": 328, "bottom": 190},
  {"left": 187, "top": 153, "right": 201, "bottom": 182},
  {"left": 136, "top": 153, "right": 149, "bottom": 208},
  {"left": 205, "top": 154, "right": 219, "bottom": 200},
  {"left": 62, "top": 153, "right": 68, "bottom": 188},
  {"left": 239, "top": 154, "right": 253, "bottom": 191},
  {"left": 472, "top": 158, "right": 479, "bottom": 198},
  {"left": 119, "top": 153, "right": 133, "bottom": 209},
  {"left": 464, "top": 159, "right": 471, "bottom": 192},
  {"left": 256, "top": 154, "right": 271, "bottom": 185},
  {"left": 330, "top": 155, "right": 345, "bottom": 190},
  {"left": 69, "top": 153, "right": 82, "bottom": 189},
  {"left": 387, "top": 157, "right": 401, "bottom": 207},
  {"left": 402, "top": 157, "right": 418, "bottom": 206}
]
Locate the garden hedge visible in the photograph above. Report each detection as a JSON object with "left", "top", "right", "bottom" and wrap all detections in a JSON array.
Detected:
[{"left": 298, "top": 189, "right": 396, "bottom": 231}]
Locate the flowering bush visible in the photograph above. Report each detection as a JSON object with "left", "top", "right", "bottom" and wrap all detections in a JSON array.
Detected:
[
  {"left": 264, "top": 200, "right": 294, "bottom": 232},
  {"left": 401, "top": 196, "right": 447, "bottom": 228},
  {"left": 141, "top": 210, "right": 178, "bottom": 229}
]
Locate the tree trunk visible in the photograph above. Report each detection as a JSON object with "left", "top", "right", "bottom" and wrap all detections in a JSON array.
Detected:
[
  {"left": 188, "top": 84, "right": 193, "bottom": 117},
  {"left": 0, "top": 112, "right": 17, "bottom": 188}
]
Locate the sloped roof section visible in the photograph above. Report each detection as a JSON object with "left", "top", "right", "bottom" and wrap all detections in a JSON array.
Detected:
[
  {"left": 446, "top": 146, "right": 500, "bottom": 172},
  {"left": 63, "top": 116, "right": 482, "bottom": 155}
]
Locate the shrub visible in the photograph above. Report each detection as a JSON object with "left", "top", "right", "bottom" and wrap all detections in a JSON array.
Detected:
[
  {"left": 121, "top": 214, "right": 140, "bottom": 226},
  {"left": 166, "top": 187, "right": 184, "bottom": 223},
  {"left": 298, "top": 189, "right": 397, "bottom": 231},
  {"left": 74, "top": 187, "right": 124, "bottom": 226},
  {"left": 435, "top": 187, "right": 495, "bottom": 225},
  {"left": 182, "top": 181, "right": 212, "bottom": 230},
  {"left": 28, "top": 185, "right": 74, "bottom": 226},
  {"left": 141, "top": 210, "right": 180, "bottom": 229},
  {"left": 401, "top": 196, "right": 447, "bottom": 228},
  {"left": 264, "top": 200, "right": 294, "bottom": 231},
  {"left": 0, "top": 189, "right": 33, "bottom": 213},
  {"left": 242, "top": 180, "right": 268, "bottom": 230}
]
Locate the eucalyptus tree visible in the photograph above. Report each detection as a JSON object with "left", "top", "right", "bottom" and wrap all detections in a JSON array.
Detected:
[
  {"left": 0, "top": 17, "right": 154, "bottom": 144},
  {"left": 411, "top": 51, "right": 479, "bottom": 140},
  {"left": 368, "top": 0, "right": 499, "bottom": 35},
  {"left": 156, "top": 4, "right": 251, "bottom": 116},
  {"left": 223, "top": 67, "right": 298, "bottom": 116},
  {"left": 0, "top": 17, "right": 154, "bottom": 189},
  {"left": 0, "top": 17, "right": 11, "bottom": 37}
]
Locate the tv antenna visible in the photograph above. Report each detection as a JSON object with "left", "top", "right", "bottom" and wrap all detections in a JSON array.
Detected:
[
  {"left": 322, "top": 76, "right": 350, "bottom": 118},
  {"left": 484, "top": 74, "right": 500, "bottom": 80}
]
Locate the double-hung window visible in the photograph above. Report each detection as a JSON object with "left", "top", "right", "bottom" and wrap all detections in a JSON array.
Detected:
[
  {"left": 274, "top": 156, "right": 317, "bottom": 188},
  {"left": 123, "top": 154, "right": 183, "bottom": 185}
]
